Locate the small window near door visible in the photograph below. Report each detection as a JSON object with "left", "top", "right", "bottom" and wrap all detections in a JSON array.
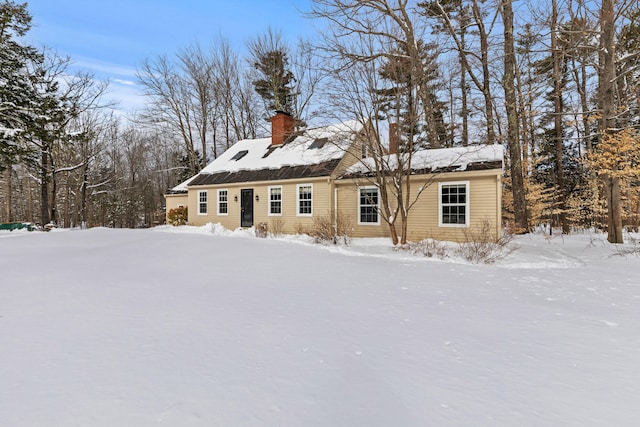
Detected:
[
  {"left": 268, "top": 186, "right": 282, "bottom": 215},
  {"left": 198, "top": 190, "right": 208, "bottom": 215},
  {"left": 217, "top": 189, "right": 228, "bottom": 215},
  {"left": 297, "top": 184, "right": 313, "bottom": 216}
]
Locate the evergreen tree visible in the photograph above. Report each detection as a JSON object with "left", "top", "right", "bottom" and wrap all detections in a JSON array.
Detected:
[
  {"left": 247, "top": 29, "right": 295, "bottom": 117},
  {"left": 420, "top": 0, "right": 471, "bottom": 146},
  {"left": 375, "top": 40, "right": 449, "bottom": 149},
  {"left": 617, "top": 8, "right": 640, "bottom": 129},
  {"left": 531, "top": 16, "right": 575, "bottom": 232},
  {"left": 0, "top": 0, "right": 40, "bottom": 172}
]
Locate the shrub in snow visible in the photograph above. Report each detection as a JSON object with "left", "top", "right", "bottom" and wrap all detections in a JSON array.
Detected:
[
  {"left": 269, "top": 217, "right": 285, "bottom": 237},
  {"left": 255, "top": 222, "right": 268, "bottom": 238},
  {"left": 167, "top": 207, "right": 188, "bottom": 226},
  {"left": 611, "top": 233, "right": 640, "bottom": 257},
  {"left": 303, "top": 212, "right": 352, "bottom": 245},
  {"left": 396, "top": 239, "right": 450, "bottom": 259},
  {"left": 456, "top": 219, "right": 517, "bottom": 264}
]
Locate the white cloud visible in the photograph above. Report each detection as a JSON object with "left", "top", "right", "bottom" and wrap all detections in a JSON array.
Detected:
[
  {"left": 112, "top": 78, "right": 137, "bottom": 87},
  {"left": 72, "top": 57, "right": 138, "bottom": 79},
  {"left": 106, "top": 81, "right": 147, "bottom": 114},
  {"left": 64, "top": 57, "right": 146, "bottom": 113}
]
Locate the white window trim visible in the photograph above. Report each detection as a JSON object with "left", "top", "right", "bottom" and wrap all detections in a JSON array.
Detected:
[
  {"left": 357, "top": 186, "right": 380, "bottom": 225},
  {"left": 438, "top": 181, "right": 470, "bottom": 227},
  {"left": 268, "top": 185, "right": 283, "bottom": 216},
  {"left": 217, "top": 189, "right": 229, "bottom": 216},
  {"left": 296, "top": 183, "right": 313, "bottom": 217},
  {"left": 197, "top": 190, "right": 208, "bottom": 215}
]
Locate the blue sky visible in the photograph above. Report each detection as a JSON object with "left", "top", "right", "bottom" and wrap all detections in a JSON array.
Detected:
[{"left": 24, "top": 0, "right": 316, "bottom": 113}]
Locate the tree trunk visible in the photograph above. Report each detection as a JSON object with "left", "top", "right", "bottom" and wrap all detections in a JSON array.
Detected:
[
  {"left": 459, "top": 14, "right": 469, "bottom": 147},
  {"left": 503, "top": 0, "right": 528, "bottom": 231},
  {"left": 400, "top": 210, "right": 408, "bottom": 245},
  {"left": 49, "top": 157, "right": 58, "bottom": 226},
  {"left": 599, "top": 0, "right": 622, "bottom": 243},
  {"left": 580, "top": 61, "right": 591, "bottom": 153},
  {"left": 389, "top": 224, "right": 399, "bottom": 246},
  {"left": 4, "top": 167, "right": 12, "bottom": 222},
  {"left": 551, "top": 0, "right": 569, "bottom": 233},
  {"left": 81, "top": 163, "right": 88, "bottom": 229},
  {"left": 40, "top": 148, "right": 50, "bottom": 225},
  {"left": 26, "top": 175, "right": 33, "bottom": 222},
  {"left": 472, "top": 0, "right": 496, "bottom": 144},
  {"left": 606, "top": 176, "right": 623, "bottom": 243},
  {"left": 515, "top": 59, "right": 530, "bottom": 175}
]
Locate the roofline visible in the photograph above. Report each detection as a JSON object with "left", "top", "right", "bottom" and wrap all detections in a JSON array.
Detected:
[
  {"left": 338, "top": 160, "right": 503, "bottom": 180},
  {"left": 186, "top": 174, "right": 331, "bottom": 189},
  {"left": 186, "top": 159, "right": 343, "bottom": 187}
]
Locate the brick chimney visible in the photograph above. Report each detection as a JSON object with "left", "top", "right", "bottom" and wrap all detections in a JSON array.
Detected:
[
  {"left": 388, "top": 122, "right": 399, "bottom": 155},
  {"left": 271, "top": 111, "right": 295, "bottom": 146}
]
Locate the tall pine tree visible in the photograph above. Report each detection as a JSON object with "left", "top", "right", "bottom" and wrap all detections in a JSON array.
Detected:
[
  {"left": 247, "top": 29, "right": 295, "bottom": 117},
  {"left": 0, "top": 0, "right": 40, "bottom": 172}
]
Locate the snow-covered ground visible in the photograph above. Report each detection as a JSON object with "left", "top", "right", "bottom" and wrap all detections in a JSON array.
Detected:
[{"left": 1, "top": 225, "right": 639, "bottom": 426}]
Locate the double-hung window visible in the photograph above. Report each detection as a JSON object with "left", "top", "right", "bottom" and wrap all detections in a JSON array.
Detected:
[
  {"left": 439, "top": 182, "right": 469, "bottom": 227},
  {"left": 358, "top": 187, "right": 379, "bottom": 224},
  {"left": 297, "top": 184, "right": 313, "bottom": 216},
  {"left": 217, "top": 189, "right": 228, "bottom": 215},
  {"left": 197, "top": 190, "right": 208, "bottom": 215},
  {"left": 269, "top": 186, "right": 282, "bottom": 215}
]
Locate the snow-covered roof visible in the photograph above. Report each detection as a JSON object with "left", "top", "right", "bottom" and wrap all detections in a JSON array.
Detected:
[
  {"left": 171, "top": 120, "right": 363, "bottom": 192},
  {"left": 344, "top": 144, "right": 504, "bottom": 177}
]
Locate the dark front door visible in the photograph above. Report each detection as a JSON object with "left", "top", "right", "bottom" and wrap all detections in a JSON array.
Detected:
[{"left": 240, "top": 189, "right": 254, "bottom": 228}]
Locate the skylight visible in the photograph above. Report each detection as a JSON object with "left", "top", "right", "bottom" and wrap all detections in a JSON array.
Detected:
[
  {"left": 308, "top": 138, "right": 328, "bottom": 150},
  {"left": 230, "top": 150, "right": 249, "bottom": 161},
  {"left": 262, "top": 146, "right": 278, "bottom": 159}
]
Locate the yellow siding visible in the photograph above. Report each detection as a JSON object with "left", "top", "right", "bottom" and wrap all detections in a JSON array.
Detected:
[
  {"left": 335, "top": 184, "right": 391, "bottom": 239},
  {"left": 180, "top": 167, "right": 502, "bottom": 243},
  {"left": 333, "top": 132, "right": 368, "bottom": 177},
  {"left": 186, "top": 177, "right": 335, "bottom": 234},
  {"left": 187, "top": 187, "right": 234, "bottom": 229},
  {"left": 336, "top": 169, "right": 502, "bottom": 243},
  {"left": 403, "top": 173, "right": 501, "bottom": 242},
  {"left": 164, "top": 194, "right": 188, "bottom": 222}
]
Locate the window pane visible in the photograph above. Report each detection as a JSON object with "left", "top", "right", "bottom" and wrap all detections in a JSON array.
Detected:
[
  {"left": 270, "top": 187, "right": 282, "bottom": 214},
  {"left": 298, "top": 185, "right": 312, "bottom": 214},
  {"left": 199, "top": 191, "right": 207, "bottom": 214},
  {"left": 218, "top": 190, "right": 228, "bottom": 214},
  {"left": 359, "top": 188, "right": 378, "bottom": 223},
  {"left": 441, "top": 184, "right": 467, "bottom": 225}
]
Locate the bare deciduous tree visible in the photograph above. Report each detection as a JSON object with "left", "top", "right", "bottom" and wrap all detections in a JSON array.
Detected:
[
  {"left": 502, "top": 0, "right": 528, "bottom": 232},
  {"left": 309, "top": 0, "right": 450, "bottom": 244},
  {"left": 178, "top": 43, "right": 216, "bottom": 169},
  {"left": 137, "top": 55, "right": 200, "bottom": 175}
]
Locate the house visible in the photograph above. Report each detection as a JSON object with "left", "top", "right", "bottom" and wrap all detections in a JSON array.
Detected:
[{"left": 165, "top": 112, "right": 503, "bottom": 243}]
